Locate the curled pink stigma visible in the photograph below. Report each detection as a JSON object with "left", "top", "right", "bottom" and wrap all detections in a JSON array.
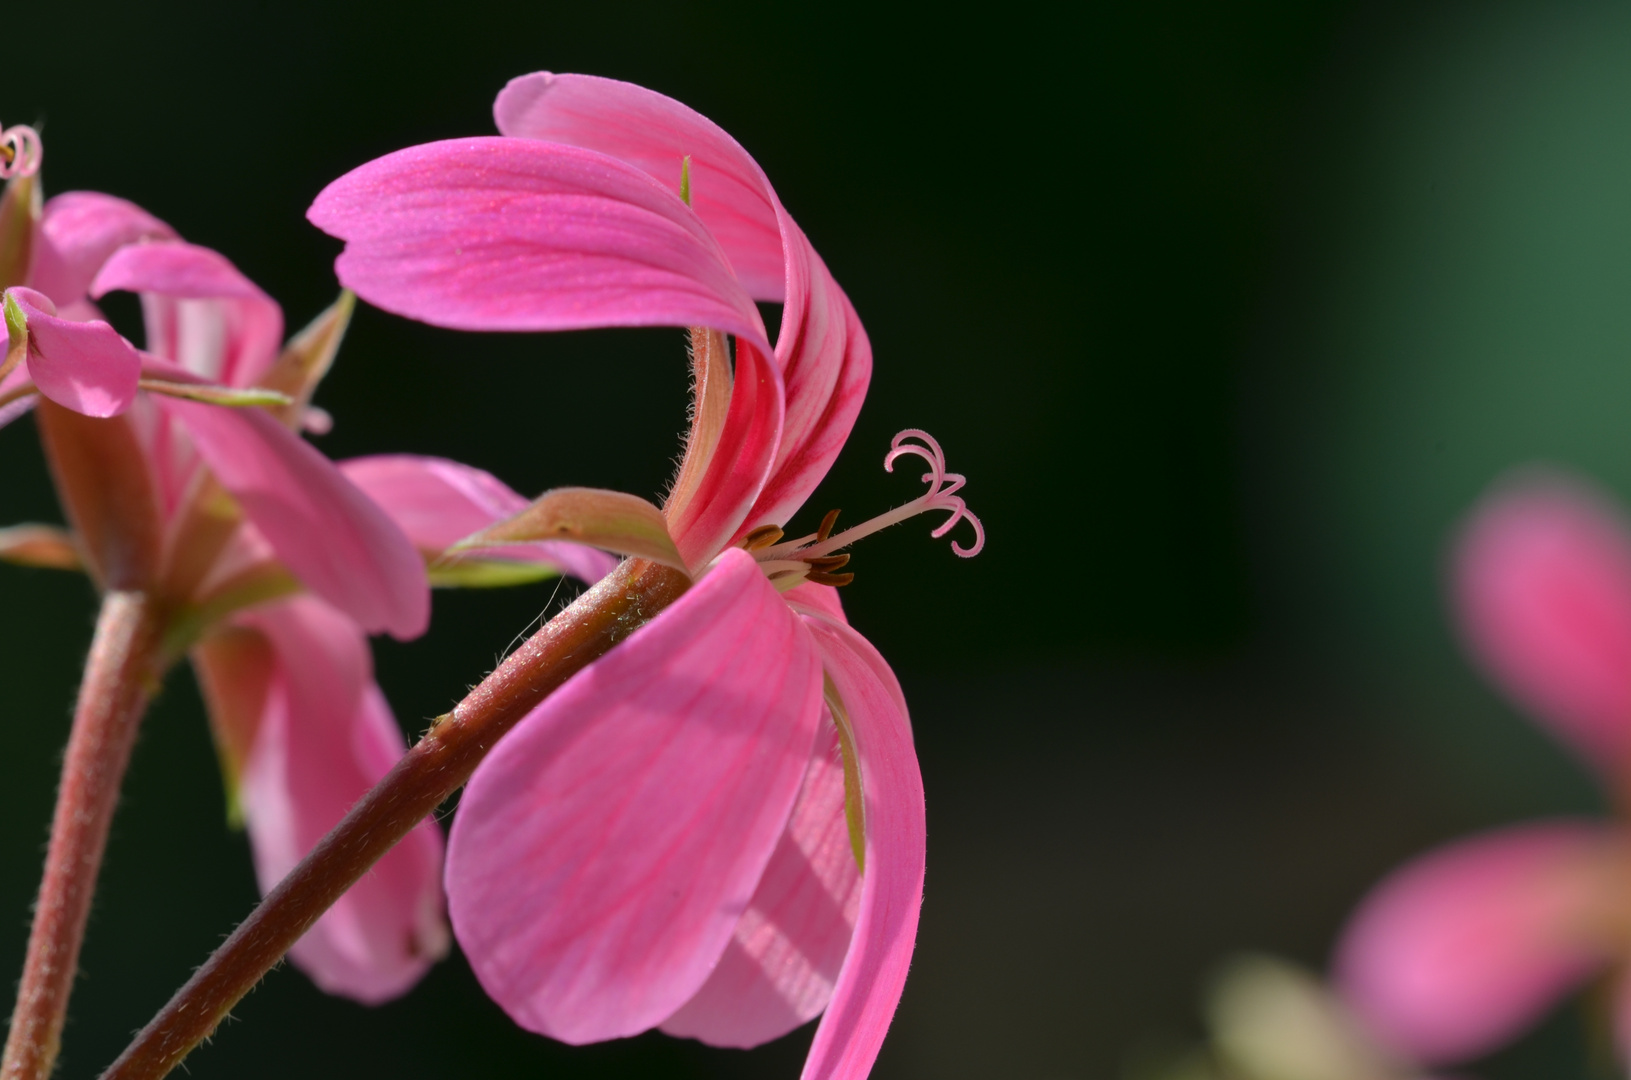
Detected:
[
  {"left": 882, "top": 428, "right": 985, "bottom": 557},
  {"left": 0, "top": 124, "right": 41, "bottom": 180},
  {"left": 751, "top": 428, "right": 985, "bottom": 588}
]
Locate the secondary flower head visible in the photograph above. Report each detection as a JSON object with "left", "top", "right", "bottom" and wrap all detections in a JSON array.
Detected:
[
  {"left": 312, "top": 72, "right": 983, "bottom": 1076},
  {"left": 1334, "top": 470, "right": 1631, "bottom": 1068},
  {"left": 0, "top": 145, "right": 609, "bottom": 1002}
]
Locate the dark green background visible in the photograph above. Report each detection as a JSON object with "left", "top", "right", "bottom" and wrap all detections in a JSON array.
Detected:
[{"left": 3, "top": 1, "right": 1629, "bottom": 1077}]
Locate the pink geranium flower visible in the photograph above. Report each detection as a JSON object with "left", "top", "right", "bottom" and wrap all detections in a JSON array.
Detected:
[
  {"left": 1334, "top": 471, "right": 1631, "bottom": 1067},
  {"left": 0, "top": 157, "right": 610, "bottom": 1001},
  {"left": 310, "top": 72, "right": 982, "bottom": 1075}
]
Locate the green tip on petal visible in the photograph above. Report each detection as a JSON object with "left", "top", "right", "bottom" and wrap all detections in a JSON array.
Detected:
[
  {"left": 679, "top": 155, "right": 692, "bottom": 207},
  {"left": 451, "top": 486, "right": 690, "bottom": 574},
  {"left": 138, "top": 379, "right": 294, "bottom": 408},
  {"left": 427, "top": 558, "right": 563, "bottom": 589}
]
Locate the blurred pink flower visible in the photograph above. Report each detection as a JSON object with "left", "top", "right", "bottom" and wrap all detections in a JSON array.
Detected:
[
  {"left": 0, "top": 175, "right": 610, "bottom": 1002},
  {"left": 1335, "top": 471, "right": 1631, "bottom": 1067},
  {"left": 311, "top": 72, "right": 982, "bottom": 1076}
]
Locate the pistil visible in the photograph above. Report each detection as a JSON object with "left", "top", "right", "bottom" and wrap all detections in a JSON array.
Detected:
[{"left": 749, "top": 429, "right": 984, "bottom": 589}]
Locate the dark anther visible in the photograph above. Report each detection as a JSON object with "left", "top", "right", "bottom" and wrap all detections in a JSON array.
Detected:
[
  {"left": 806, "top": 570, "right": 855, "bottom": 587},
  {"left": 816, "top": 508, "right": 841, "bottom": 542},
  {"left": 805, "top": 554, "right": 850, "bottom": 571},
  {"left": 0, "top": 144, "right": 12, "bottom": 165},
  {"left": 742, "top": 524, "right": 784, "bottom": 550}
]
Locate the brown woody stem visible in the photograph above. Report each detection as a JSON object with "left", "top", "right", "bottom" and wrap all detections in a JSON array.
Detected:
[
  {"left": 3, "top": 591, "right": 164, "bottom": 1080},
  {"left": 98, "top": 559, "right": 690, "bottom": 1080}
]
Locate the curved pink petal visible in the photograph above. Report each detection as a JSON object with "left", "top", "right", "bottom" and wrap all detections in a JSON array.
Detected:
[
  {"left": 153, "top": 396, "right": 429, "bottom": 639},
  {"left": 308, "top": 137, "right": 769, "bottom": 350},
  {"left": 1453, "top": 472, "right": 1631, "bottom": 770},
  {"left": 231, "top": 596, "right": 448, "bottom": 1003},
  {"left": 794, "top": 613, "right": 924, "bottom": 1080},
  {"left": 742, "top": 231, "right": 871, "bottom": 534},
  {"left": 660, "top": 719, "right": 861, "bottom": 1047},
  {"left": 445, "top": 548, "right": 825, "bottom": 1044},
  {"left": 340, "top": 454, "right": 616, "bottom": 583},
  {"left": 91, "top": 240, "right": 283, "bottom": 387},
  {"left": 492, "top": 74, "right": 871, "bottom": 526},
  {"left": 494, "top": 72, "right": 785, "bottom": 300},
  {"left": 27, "top": 192, "right": 176, "bottom": 305},
  {"left": 669, "top": 339, "right": 784, "bottom": 569},
  {"left": 1334, "top": 821, "right": 1619, "bottom": 1064},
  {"left": 8, "top": 286, "right": 140, "bottom": 416}
]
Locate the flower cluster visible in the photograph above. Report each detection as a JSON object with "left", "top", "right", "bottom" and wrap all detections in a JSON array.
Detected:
[{"left": 0, "top": 73, "right": 981, "bottom": 1080}]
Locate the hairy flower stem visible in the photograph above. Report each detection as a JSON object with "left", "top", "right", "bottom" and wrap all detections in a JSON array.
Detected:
[
  {"left": 99, "top": 559, "right": 690, "bottom": 1080},
  {"left": 3, "top": 591, "right": 164, "bottom": 1080}
]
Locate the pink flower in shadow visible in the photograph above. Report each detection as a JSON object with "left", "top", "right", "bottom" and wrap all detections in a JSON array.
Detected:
[
  {"left": 311, "top": 72, "right": 983, "bottom": 1076},
  {"left": 1335, "top": 471, "right": 1631, "bottom": 1067},
  {"left": 0, "top": 171, "right": 610, "bottom": 1002}
]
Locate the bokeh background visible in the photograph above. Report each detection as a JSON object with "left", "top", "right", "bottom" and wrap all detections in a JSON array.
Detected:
[{"left": 4, "top": 1, "right": 1631, "bottom": 1076}]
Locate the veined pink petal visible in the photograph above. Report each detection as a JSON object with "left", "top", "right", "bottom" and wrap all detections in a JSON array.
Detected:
[
  {"left": 794, "top": 614, "right": 924, "bottom": 1080},
  {"left": 91, "top": 240, "right": 284, "bottom": 387},
  {"left": 1452, "top": 473, "right": 1631, "bottom": 771},
  {"left": 1334, "top": 822, "right": 1618, "bottom": 1064},
  {"left": 741, "top": 230, "right": 871, "bottom": 534},
  {"left": 494, "top": 72, "right": 785, "bottom": 300},
  {"left": 660, "top": 719, "right": 861, "bottom": 1047},
  {"left": 445, "top": 549, "right": 825, "bottom": 1044},
  {"left": 27, "top": 192, "right": 176, "bottom": 305},
  {"left": 153, "top": 396, "right": 429, "bottom": 639},
  {"left": 340, "top": 454, "right": 616, "bottom": 584},
  {"left": 8, "top": 287, "right": 140, "bottom": 416},
  {"left": 231, "top": 597, "right": 448, "bottom": 1003},
  {"left": 308, "top": 137, "right": 769, "bottom": 351},
  {"left": 669, "top": 339, "right": 784, "bottom": 570}
]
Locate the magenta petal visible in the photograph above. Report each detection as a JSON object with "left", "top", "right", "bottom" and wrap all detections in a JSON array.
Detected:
[
  {"left": 232, "top": 597, "right": 447, "bottom": 1003},
  {"left": 445, "top": 549, "right": 825, "bottom": 1044},
  {"left": 1334, "top": 822, "right": 1615, "bottom": 1064},
  {"left": 1453, "top": 472, "right": 1631, "bottom": 771},
  {"left": 743, "top": 231, "right": 872, "bottom": 533},
  {"left": 308, "top": 137, "right": 769, "bottom": 350},
  {"left": 154, "top": 397, "right": 429, "bottom": 639},
  {"left": 794, "top": 613, "right": 924, "bottom": 1080},
  {"left": 91, "top": 240, "right": 284, "bottom": 387},
  {"left": 340, "top": 454, "right": 616, "bottom": 583},
  {"left": 660, "top": 719, "right": 861, "bottom": 1047},
  {"left": 669, "top": 339, "right": 785, "bottom": 569},
  {"left": 27, "top": 191, "right": 176, "bottom": 305},
  {"left": 8, "top": 287, "right": 140, "bottom": 416},
  {"left": 494, "top": 72, "right": 786, "bottom": 300}
]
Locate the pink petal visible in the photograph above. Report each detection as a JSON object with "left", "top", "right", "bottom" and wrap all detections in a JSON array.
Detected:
[
  {"left": 153, "top": 396, "right": 429, "bottom": 639},
  {"left": 1334, "top": 821, "right": 1618, "bottom": 1064},
  {"left": 794, "top": 613, "right": 924, "bottom": 1080},
  {"left": 27, "top": 191, "right": 176, "bottom": 305},
  {"left": 340, "top": 454, "right": 616, "bottom": 583},
  {"left": 660, "top": 719, "right": 861, "bottom": 1047},
  {"left": 668, "top": 339, "right": 784, "bottom": 569},
  {"left": 742, "top": 231, "right": 871, "bottom": 534},
  {"left": 230, "top": 596, "right": 448, "bottom": 1003},
  {"left": 307, "top": 137, "right": 769, "bottom": 351},
  {"left": 785, "top": 582, "right": 847, "bottom": 624},
  {"left": 1452, "top": 472, "right": 1631, "bottom": 770},
  {"left": 494, "top": 72, "right": 785, "bottom": 300},
  {"left": 8, "top": 286, "right": 140, "bottom": 416},
  {"left": 91, "top": 240, "right": 283, "bottom": 387},
  {"left": 491, "top": 74, "right": 871, "bottom": 527},
  {"left": 445, "top": 548, "right": 825, "bottom": 1044}
]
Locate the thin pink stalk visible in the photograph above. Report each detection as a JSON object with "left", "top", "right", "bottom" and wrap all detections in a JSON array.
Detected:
[
  {"left": 98, "top": 559, "right": 690, "bottom": 1080},
  {"left": 3, "top": 591, "right": 164, "bottom": 1080}
]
